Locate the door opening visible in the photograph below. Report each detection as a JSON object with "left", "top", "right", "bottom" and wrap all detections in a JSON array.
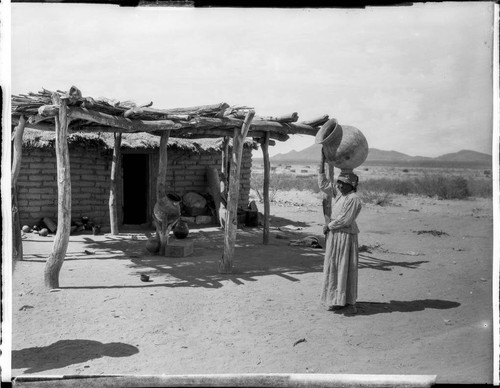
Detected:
[{"left": 122, "top": 154, "right": 149, "bottom": 224}]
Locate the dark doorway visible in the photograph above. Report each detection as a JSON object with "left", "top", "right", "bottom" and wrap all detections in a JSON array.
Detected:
[{"left": 122, "top": 154, "right": 149, "bottom": 224}]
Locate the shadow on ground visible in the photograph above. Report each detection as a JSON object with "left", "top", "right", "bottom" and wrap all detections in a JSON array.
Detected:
[
  {"left": 12, "top": 339, "right": 138, "bottom": 373},
  {"left": 336, "top": 299, "right": 461, "bottom": 316},
  {"left": 55, "top": 222, "right": 326, "bottom": 290},
  {"left": 24, "top": 216, "right": 431, "bottom": 290},
  {"left": 359, "top": 253, "right": 429, "bottom": 271}
]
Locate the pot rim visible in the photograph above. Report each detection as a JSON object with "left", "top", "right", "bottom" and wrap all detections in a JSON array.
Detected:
[{"left": 315, "top": 118, "right": 341, "bottom": 145}]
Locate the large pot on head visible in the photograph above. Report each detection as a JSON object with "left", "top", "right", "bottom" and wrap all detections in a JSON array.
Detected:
[{"left": 315, "top": 118, "right": 369, "bottom": 173}]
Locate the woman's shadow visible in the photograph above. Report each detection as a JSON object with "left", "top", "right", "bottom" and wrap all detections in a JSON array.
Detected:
[
  {"left": 338, "top": 299, "right": 461, "bottom": 316},
  {"left": 12, "top": 339, "right": 139, "bottom": 373}
]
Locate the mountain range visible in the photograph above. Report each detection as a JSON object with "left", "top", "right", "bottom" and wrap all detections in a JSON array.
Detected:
[{"left": 259, "top": 143, "right": 492, "bottom": 164}]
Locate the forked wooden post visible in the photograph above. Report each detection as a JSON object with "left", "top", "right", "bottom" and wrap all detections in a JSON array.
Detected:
[
  {"left": 44, "top": 95, "right": 72, "bottom": 289},
  {"left": 156, "top": 130, "right": 171, "bottom": 255},
  {"left": 261, "top": 132, "right": 271, "bottom": 244},
  {"left": 219, "top": 110, "right": 255, "bottom": 273},
  {"left": 221, "top": 136, "right": 230, "bottom": 198},
  {"left": 109, "top": 131, "right": 122, "bottom": 235},
  {"left": 12, "top": 115, "right": 26, "bottom": 261}
]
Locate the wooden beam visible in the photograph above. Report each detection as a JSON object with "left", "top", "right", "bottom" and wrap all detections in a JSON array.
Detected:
[
  {"left": 142, "top": 102, "right": 230, "bottom": 116},
  {"left": 44, "top": 95, "right": 72, "bottom": 289},
  {"left": 15, "top": 114, "right": 298, "bottom": 142},
  {"left": 68, "top": 107, "right": 181, "bottom": 132},
  {"left": 37, "top": 104, "right": 59, "bottom": 117},
  {"left": 261, "top": 132, "right": 271, "bottom": 245},
  {"left": 123, "top": 102, "right": 154, "bottom": 118},
  {"left": 260, "top": 112, "right": 298, "bottom": 123},
  {"left": 301, "top": 115, "right": 329, "bottom": 127},
  {"left": 12, "top": 116, "right": 26, "bottom": 261},
  {"left": 109, "top": 132, "right": 122, "bottom": 235},
  {"left": 219, "top": 110, "right": 255, "bottom": 273},
  {"left": 250, "top": 120, "right": 318, "bottom": 137},
  {"left": 185, "top": 117, "right": 290, "bottom": 141}
]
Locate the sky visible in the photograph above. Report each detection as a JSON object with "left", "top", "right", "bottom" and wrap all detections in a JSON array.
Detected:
[{"left": 8, "top": 2, "right": 496, "bottom": 157}]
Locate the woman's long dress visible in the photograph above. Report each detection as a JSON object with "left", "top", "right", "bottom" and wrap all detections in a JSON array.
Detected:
[{"left": 318, "top": 173, "right": 362, "bottom": 307}]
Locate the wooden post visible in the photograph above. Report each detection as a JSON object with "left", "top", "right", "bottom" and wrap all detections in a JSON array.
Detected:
[
  {"left": 109, "top": 131, "right": 122, "bottom": 235},
  {"left": 219, "top": 110, "right": 255, "bottom": 273},
  {"left": 261, "top": 132, "right": 271, "bottom": 244},
  {"left": 44, "top": 94, "right": 72, "bottom": 289},
  {"left": 156, "top": 130, "right": 171, "bottom": 255},
  {"left": 215, "top": 136, "right": 230, "bottom": 228},
  {"left": 12, "top": 116, "right": 26, "bottom": 261},
  {"left": 221, "top": 136, "right": 230, "bottom": 199}
]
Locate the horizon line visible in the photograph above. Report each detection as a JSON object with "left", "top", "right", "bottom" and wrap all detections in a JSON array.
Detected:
[{"left": 258, "top": 147, "right": 493, "bottom": 159}]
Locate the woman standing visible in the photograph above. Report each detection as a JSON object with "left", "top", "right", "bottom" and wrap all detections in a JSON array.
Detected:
[{"left": 318, "top": 150, "right": 362, "bottom": 314}]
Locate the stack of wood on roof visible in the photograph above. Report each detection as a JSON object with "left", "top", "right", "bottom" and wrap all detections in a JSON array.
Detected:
[
  {"left": 12, "top": 87, "right": 328, "bottom": 142},
  {"left": 11, "top": 86, "right": 329, "bottom": 287}
]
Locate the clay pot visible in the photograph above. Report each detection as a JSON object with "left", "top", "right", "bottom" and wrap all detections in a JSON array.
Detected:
[
  {"left": 173, "top": 221, "right": 189, "bottom": 239},
  {"left": 146, "top": 235, "right": 160, "bottom": 254},
  {"left": 154, "top": 193, "right": 181, "bottom": 222},
  {"left": 39, "top": 228, "right": 49, "bottom": 237},
  {"left": 315, "top": 118, "right": 369, "bottom": 172},
  {"left": 22, "top": 225, "right": 31, "bottom": 233}
]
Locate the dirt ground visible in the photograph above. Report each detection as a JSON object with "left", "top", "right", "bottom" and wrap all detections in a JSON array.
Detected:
[{"left": 9, "top": 191, "right": 494, "bottom": 385}]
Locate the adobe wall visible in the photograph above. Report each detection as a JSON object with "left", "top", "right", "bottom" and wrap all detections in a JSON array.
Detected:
[{"left": 16, "top": 145, "right": 253, "bottom": 227}]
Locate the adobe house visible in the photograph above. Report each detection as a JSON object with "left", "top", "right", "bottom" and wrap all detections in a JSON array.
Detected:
[
  {"left": 11, "top": 86, "right": 327, "bottom": 286},
  {"left": 17, "top": 129, "right": 255, "bottom": 228}
]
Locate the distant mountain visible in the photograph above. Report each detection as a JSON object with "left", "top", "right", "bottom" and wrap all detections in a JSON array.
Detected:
[
  {"left": 434, "top": 149, "right": 492, "bottom": 163},
  {"left": 259, "top": 144, "right": 491, "bottom": 164},
  {"left": 270, "top": 143, "right": 321, "bottom": 162},
  {"left": 365, "top": 148, "right": 431, "bottom": 162}
]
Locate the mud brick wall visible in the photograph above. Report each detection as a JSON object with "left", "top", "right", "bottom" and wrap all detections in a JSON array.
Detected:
[
  {"left": 16, "top": 144, "right": 253, "bottom": 227},
  {"left": 16, "top": 145, "right": 112, "bottom": 227},
  {"left": 149, "top": 146, "right": 253, "bottom": 208}
]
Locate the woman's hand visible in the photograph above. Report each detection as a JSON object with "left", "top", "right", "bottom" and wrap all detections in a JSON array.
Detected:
[{"left": 323, "top": 224, "right": 329, "bottom": 235}]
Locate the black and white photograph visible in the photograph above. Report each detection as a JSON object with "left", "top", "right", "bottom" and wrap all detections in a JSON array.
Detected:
[{"left": 2, "top": 1, "right": 498, "bottom": 386}]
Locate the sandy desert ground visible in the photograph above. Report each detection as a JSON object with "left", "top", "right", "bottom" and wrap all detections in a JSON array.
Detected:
[{"left": 8, "top": 189, "right": 495, "bottom": 385}]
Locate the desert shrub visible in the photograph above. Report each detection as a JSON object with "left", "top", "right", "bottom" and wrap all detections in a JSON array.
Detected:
[
  {"left": 359, "top": 173, "right": 490, "bottom": 199},
  {"left": 402, "top": 169, "right": 409, "bottom": 173},
  {"left": 250, "top": 172, "right": 320, "bottom": 202},
  {"left": 414, "top": 174, "right": 470, "bottom": 199},
  {"left": 467, "top": 178, "right": 493, "bottom": 198},
  {"left": 251, "top": 171, "right": 491, "bottom": 202},
  {"left": 359, "top": 190, "right": 393, "bottom": 206}
]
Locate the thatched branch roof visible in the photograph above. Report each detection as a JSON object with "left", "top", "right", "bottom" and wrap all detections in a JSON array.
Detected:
[
  {"left": 12, "top": 87, "right": 328, "bottom": 142},
  {"left": 22, "top": 128, "right": 257, "bottom": 153}
]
